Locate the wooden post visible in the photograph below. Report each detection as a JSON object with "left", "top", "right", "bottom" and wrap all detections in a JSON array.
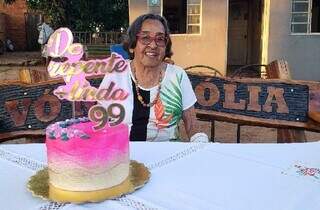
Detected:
[
  {"left": 19, "top": 68, "right": 49, "bottom": 84},
  {"left": 266, "top": 60, "right": 306, "bottom": 143},
  {"left": 276, "top": 129, "right": 306, "bottom": 143},
  {"left": 19, "top": 68, "right": 32, "bottom": 83}
]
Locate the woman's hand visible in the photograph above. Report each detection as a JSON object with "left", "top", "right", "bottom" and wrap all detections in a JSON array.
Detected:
[{"left": 182, "top": 106, "right": 209, "bottom": 142}]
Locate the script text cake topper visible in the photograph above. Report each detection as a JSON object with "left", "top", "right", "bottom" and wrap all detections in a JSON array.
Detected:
[{"left": 46, "top": 28, "right": 128, "bottom": 130}]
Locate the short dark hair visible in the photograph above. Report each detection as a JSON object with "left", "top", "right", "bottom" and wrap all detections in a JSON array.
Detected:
[{"left": 123, "top": 13, "right": 173, "bottom": 59}]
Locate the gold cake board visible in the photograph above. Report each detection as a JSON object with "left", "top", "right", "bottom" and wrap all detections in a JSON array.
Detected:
[{"left": 27, "top": 160, "right": 150, "bottom": 203}]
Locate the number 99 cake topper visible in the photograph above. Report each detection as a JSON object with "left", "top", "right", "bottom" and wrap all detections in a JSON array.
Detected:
[{"left": 46, "top": 28, "right": 128, "bottom": 130}]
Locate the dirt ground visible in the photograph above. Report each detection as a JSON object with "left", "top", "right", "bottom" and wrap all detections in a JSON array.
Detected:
[{"left": 1, "top": 51, "right": 320, "bottom": 144}]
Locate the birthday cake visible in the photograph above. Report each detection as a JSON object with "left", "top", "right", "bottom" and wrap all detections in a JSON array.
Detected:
[
  {"left": 45, "top": 117, "right": 130, "bottom": 201},
  {"left": 35, "top": 27, "right": 139, "bottom": 203}
]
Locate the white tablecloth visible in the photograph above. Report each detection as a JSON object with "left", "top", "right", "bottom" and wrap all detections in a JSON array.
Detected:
[{"left": 0, "top": 142, "right": 319, "bottom": 210}]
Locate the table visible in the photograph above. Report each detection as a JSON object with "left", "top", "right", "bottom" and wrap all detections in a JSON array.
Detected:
[{"left": 0, "top": 142, "right": 320, "bottom": 210}]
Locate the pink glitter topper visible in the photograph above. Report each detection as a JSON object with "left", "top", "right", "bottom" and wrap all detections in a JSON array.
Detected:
[{"left": 46, "top": 28, "right": 128, "bottom": 129}]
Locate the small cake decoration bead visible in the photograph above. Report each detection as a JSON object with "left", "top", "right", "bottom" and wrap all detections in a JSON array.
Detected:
[
  {"left": 79, "top": 117, "right": 90, "bottom": 123},
  {"left": 65, "top": 119, "right": 72, "bottom": 126},
  {"left": 59, "top": 122, "right": 67, "bottom": 128},
  {"left": 61, "top": 132, "right": 69, "bottom": 141},
  {"left": 80, "top": 133, "right": 90, "bottom": 140},
  {"left": 49, "top": 131, "right": 56, "bottom": 139},
  {"left": 70, "top": 118, "right": 77, "bottom": 124}
]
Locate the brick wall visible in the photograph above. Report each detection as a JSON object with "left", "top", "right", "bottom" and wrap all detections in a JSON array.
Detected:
[{"left": 0, "top": 0, "right": 27, "bottom": 50}]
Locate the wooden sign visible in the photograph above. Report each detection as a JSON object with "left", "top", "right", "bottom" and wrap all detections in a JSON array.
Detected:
[
  {"left": 0, "top": 77, "right": 102, "bottom": 140},
  {"left": 1, "top": 75, "right": 320, "bottom": 141},
  {"left": 189, "top": 75, "right": 320, "bottom": 132},
  {"left": 191, "top": 75, "right": 309, "bottom": 121}
]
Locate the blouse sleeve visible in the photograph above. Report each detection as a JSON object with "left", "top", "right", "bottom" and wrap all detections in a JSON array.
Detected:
[{"left": 180, "top": 69, "right": 197, "bottom": 110}]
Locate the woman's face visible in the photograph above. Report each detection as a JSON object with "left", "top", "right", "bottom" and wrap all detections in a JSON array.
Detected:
[{"left": 133, "top": 19, "right": 167, "bottom": 68}]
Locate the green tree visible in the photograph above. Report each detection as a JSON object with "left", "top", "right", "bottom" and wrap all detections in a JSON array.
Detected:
[
  {"left": 27, "top": 0, "right": 68, "bottom": 28},
  {"left": 1, "top": 0, "right": 15, "bottom": 4},
  {"left": 2, "top": 0, "right": 128, "bottom": 31}
]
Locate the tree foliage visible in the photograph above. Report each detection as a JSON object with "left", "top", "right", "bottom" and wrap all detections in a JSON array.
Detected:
[
  {"left": 64, "top": 0, "right": 129, "bottom": 31},
  {"left": 4, "top": 0, "right": 129, "bottom": 31},
  {"left": 2, "top": 0, "right": 15, "bottom": 4}
]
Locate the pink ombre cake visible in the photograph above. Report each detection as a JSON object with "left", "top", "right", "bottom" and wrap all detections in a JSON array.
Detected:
[{"left": 45, "top": 118, "right": 129, "bottom": 192}]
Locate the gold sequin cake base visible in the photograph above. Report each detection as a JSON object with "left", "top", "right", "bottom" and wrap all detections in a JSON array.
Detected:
[{"left": 27, "top": 160, "right": 150, "bottom": 203}]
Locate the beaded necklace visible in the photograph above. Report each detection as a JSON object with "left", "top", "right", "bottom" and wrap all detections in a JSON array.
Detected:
[{"left": 131, "top": 63, "right": 163, "bottom": 107}]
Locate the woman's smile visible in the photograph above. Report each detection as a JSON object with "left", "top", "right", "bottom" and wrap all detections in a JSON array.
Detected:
[{"left": 145, "top": 51, "right": 159, "bottom": 57}]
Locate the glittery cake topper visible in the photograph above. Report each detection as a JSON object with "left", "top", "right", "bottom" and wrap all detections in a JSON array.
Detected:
[{"left": 46, "top": 28, "right": 128, "bottom": 130}]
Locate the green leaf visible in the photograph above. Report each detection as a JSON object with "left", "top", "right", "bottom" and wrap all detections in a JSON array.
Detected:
[{"left": 161, "top": 97, "right": 182, "bottom": 111}]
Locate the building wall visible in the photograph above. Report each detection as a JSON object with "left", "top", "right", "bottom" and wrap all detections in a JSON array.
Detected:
[
  {"left": 268, "top": 0, "right": 320, "bottom": 81},
  {"left": 0, "top": 0, "right": 27, "bottom": 51},
  {"left": 128, "top": 0, "right": 228, "bottom": 75},
  {"left": 129, "top": 0, "right": 149, "bottom": 24}
]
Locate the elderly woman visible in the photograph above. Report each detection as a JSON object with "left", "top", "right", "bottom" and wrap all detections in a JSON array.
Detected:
[{"left": 100, "top": 13, "right": 208, "bottom": 142}]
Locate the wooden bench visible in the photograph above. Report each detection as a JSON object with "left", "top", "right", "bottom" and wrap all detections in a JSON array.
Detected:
[
  {"left": 0, "top": 60, "right": 319, "bottom": 143},
  {"left": 19, "top": 68, "right": 49, "bottom": 83},
  {"left": 186, "top": 60, "right": 320, "bottom": 143}
]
